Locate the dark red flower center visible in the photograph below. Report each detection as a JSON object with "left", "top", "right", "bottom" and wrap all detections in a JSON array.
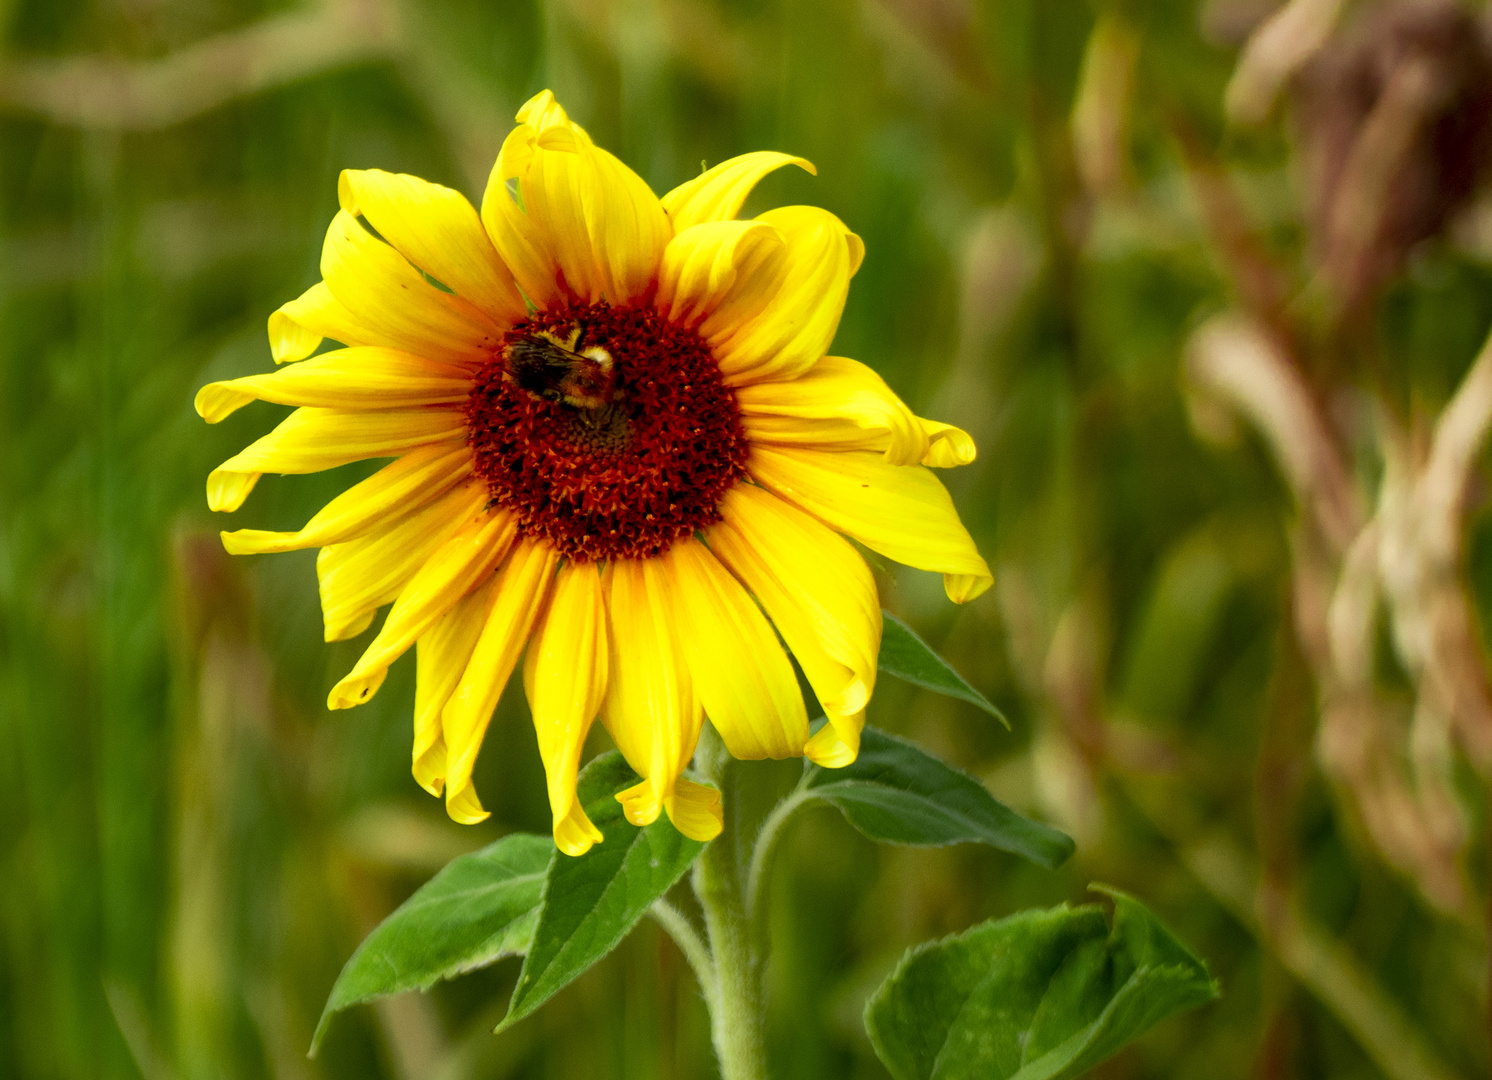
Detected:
[{"left": 465, "top": 301, "right": 749, "bottom": 562}]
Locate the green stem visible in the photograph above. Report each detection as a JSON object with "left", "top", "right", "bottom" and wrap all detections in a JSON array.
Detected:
[
  {"left": 745, "top": 786, "right": 812, "bottom": 938},
  {"left": 692, "top": 727, "right": 770, "bottom": 1080},
  {"left": 648, "top": 898, "right": 717, "bottom": 1014}
]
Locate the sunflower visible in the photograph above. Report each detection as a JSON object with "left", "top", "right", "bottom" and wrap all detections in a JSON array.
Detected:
[{"left": 196, "top": 91, "right": 991, "bottom": 856}]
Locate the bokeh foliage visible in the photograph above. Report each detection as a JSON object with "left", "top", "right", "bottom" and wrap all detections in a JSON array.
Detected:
[{"left": 2, "top": 0, "right": 1491, "bottom": 1078}]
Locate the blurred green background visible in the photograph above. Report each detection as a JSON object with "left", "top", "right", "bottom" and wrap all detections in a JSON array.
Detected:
[{"left": 5, "top": 0, "right": 1492, "bottom": 1077}]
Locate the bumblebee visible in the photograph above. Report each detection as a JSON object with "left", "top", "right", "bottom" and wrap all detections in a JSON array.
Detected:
[{"left": 505, "top": 324, "right": 616, "bottom": 410}]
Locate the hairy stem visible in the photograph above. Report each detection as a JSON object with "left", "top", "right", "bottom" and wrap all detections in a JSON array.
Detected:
[
  {"left": 648, "top": 898, "right": 717, "bottom": 1015},
  {"left": 745, "top": 786, "right": 812, "bottom": 936},
  {"left": 692, "top": 727, "right": 769, "bottom": 1080}
]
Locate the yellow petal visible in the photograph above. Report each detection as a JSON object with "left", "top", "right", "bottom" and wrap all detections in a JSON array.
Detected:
[
  {"left": 515, "top": 88, "right": 571, "bottom": 129},
  {"left": 317, "top": 480, "right": 487, "bottom": 642},
  {"left": 207, "top": 406, "right": 465, "bottom": 513},
  {"left": 804, "top": 709, "right": 866, "bottom": 768},
  {"left": 671, "top": 778, "right": 723, "bottom": 842},
  {"left": 195, "top": 347, "right": 472, "bottom": 424},
  {"left": 480, "top": 126, "right": 553, "bottom": 306},
  {"left": 523, "top": 561, "right": 608, "bottom": 856},
  {"left": 221, "top": 442, "right": 471, "bottom": 555},
  {"left": 413, "top": 574, "right": 501, "bottom": 796},
  {"left": 338, "top": 169, "right": 528, "bottom": 328},
  {"left": 919, "top": 418, "right": 977, "bottom": 467},
  {"left": 267, "top": 281, "right": 371, "bottom": 364},
  {"left": 666, "top": 538, "right": 808, "bottom": 760},
  {"left": 750, "top": 446, "right": 992, "bottom": 603},
  {"left": 706, "top": 483, "right": 880, "bottom": 722},
  {"left": 661, "top": 151, "right": 817, "bottom": 232},
  {"left": 321, "top": 210, "right": 503, "bottom": 365},
  {"left": 736, "top": 355, "right": 928, "bottom": 465},
  {"left": 704, "top": 206, "right": 861, "bottom": 386},
  {"left": 744, "top": 409, "right": 975, "bottom": 469},
  {"left": 618, "top": 776, "right": 722, "bottom": 843},
  {"left": 480, "top": 91, "right": 670, "bottom": 306},
  {"left": 600, "top": 559, "right": 715, "bottom": 840},
  {"left": 329, "top": 505, "right": 518, "bottom": 709},
  {"left": 441, "top": 538, "right": 559, "bottom": 824},
  {"left": 654, "top": 220, "right": 786, "bottom": 329}
]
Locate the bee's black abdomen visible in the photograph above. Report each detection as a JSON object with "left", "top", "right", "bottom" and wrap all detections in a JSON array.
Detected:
[
  {"left": 506, "top": 338, "right": 573, "bottom": 401},
  {"left": 505, "top": 331, "right": 615, "bottom": 409}
]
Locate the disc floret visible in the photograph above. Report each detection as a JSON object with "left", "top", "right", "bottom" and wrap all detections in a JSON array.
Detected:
[{"left": 465, "top": 301, "right": 750, "bottom": 562}]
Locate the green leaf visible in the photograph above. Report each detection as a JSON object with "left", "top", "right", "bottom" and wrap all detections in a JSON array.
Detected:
[
  {"left": 865, "top": 886, "right": 1219, "bottom": 1080},
  {"left": 802, "top": 727, "right": 1074, "bottom": 869},
  {"left": 498, "top": 752, "right": 707, "bottom": 1031},
  {"left": 878, "top": 611, "right": 1007, "bottom": 725},
  {"left": 311, "top": 831, "right": 552, "bottom": 1052}
]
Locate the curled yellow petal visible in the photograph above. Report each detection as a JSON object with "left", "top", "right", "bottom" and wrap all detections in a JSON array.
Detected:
[
  {"left": 736, "top": 355, "right": 928, "bottom": 465},
  {"left": 666, "top": 777, "right": 723, "bottom": 843},
  {"left": 481, "top": 90, "right": 670, "bottom": 307},
  {"left": 942, "top": 572, "right": 991, "bottom": 605},
  {"left": 329, "top": 506, "right": 518, "bottom": 709},
  {"left": 195, "top": 347, "right": 472, "bottom": 424},
  {"left": 706, "top": 483, "right": 880, "bottom": 722},
  {"left": 661, "top": 151, "right": 816, "bottom": 232},
  {"left": 667, "top": 538, "right": 807, "bottom": 760},
  {"left": 919, "top": 418, "right": 977, "bottom": 467},
  {"left": 338, "top": 168, "right": 528, "bottom": 328},
  {"left": 317, "top": 480, "right": 487, "bottom": 642},
  {"left": 804, "top": 709, "right": 866, "bottom": 768},
  {"left": 750, "top": 445, "right": 992, "bottom": 603},
  {"left": 655, "top": 220, "right": 785, "bottom": 330},
  {"left": 220, "top": 442, "right": 471, "bottom": 555},
  {"left": 206, "top": 406, "right": 465, "bottom": 513},
  {"left": 441, "top": 538, "right": 559, "bottom": 824},
  {"left": 267, "top": 281, "right": 370, "bottom": 364},
  {"left": 523, "top": 561, "right": 608, "bottom": 856},
  {"left": 600, "top": 558, "right": 710, "bottom": 838},
  {"left": 613, "top": 776, "right": 721, "bottom": 843},
  {"left": 613, "top": 778, "right": 661, "bottom": 831},
  {"left": 704, "top": 206, "right": 860, "bottom": 386},
  {"left": 321, "top": 210, "right": 502, "bottom": 365},
  {"left": 413, "top": 574, "right": 501, "bottom": 796},
  {"left": 516, "top": 88, "right": 569, "bottom": 129}
]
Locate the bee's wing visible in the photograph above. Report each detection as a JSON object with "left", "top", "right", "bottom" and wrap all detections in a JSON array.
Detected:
[{"left": 510, "top": 339, "right": 573, "bottom": 372}]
